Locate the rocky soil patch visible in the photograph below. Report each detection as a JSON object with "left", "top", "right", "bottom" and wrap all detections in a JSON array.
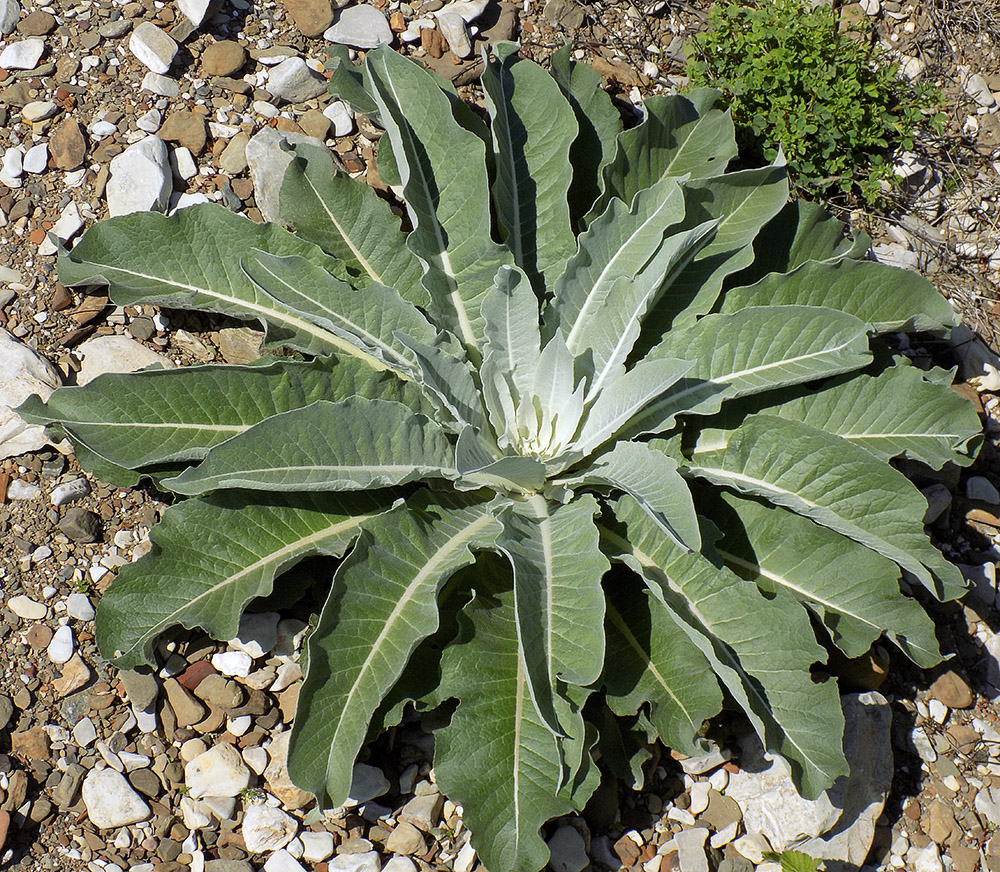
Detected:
[{"left": 3, "top": 0, "right": 1000, "bottom": 871}]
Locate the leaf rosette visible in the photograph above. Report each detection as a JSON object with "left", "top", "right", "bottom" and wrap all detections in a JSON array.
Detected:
[{"left": 21, "top": 42, "right": 982, "bottom": 871}]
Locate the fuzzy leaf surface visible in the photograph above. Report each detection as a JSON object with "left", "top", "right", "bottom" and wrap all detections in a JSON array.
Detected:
[
  {"left": 604, "top": 577, "right": 724, "bottom": 756},
  {"left": 58, "top": 204, "right": 382, "bottom": 364},
  {"left": 606, "top": 498, "right": 849, "bottom": 799},
  {"left": 98, "top": 491, "right": 384, "bottom": 669},
  {"left": 722, "top": 257, "right": 958, "bottom": 333},
  {"left": 686, "top": 415, "right": 966, "bottom": 599},
  {"left": 164, "top": 399, "right": 457, "bottom": 495},
  {"left": 712, "top": 492, "right": 942, "bottom": 666},
  {"left": 482, "top": 44, "right": 578, "bottom": 289},
  {"left": 289, "top": 495, "right": 501, "bottom": 806},
  {"left": 278, "top": 144, "right": 425, "bottom": 300},
  {"left": 365, "top": 46, "right": 511, "bottom": 352}
]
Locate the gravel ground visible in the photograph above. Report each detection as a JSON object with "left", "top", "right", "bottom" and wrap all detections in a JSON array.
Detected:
[{"left": 3, "top": 0, "right": 1000, "bottom": 870}]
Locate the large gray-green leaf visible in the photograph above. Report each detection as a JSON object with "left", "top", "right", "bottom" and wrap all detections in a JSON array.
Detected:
[
  {"left": 278, "top": 143, "right": 425, "bottom": 301},
  {"left": 455, "top": 427, "right": 547, "bottom": 492},
  {"left": 604, "top": 577, "right": 723, "bottom": 756},
  {"left": 573, "top": 356, "right": 694, "bottom": 456},
  {"left": 641, "top": 163, "right": 790, "bottom": 338},
  {"left": 550, "top": 176, "right": 686, "bottom": 358},
  {"left": 560, "top": 441, "right": 700, "bottom": 550},
  {"left": 548, "top": 43, "right": 623, "bottom": 228},
  {"left": 164, "top": 399, "right": 457, "bottom": 496},
  {"left": 482, "top": 43, "right": 578, "bottom": 290},
  {"left": 16, "top": 357, "right": 422, "bottom": 469},
  {"left": 685, "top": 415, "right": 966, "bottom": 600},
  {"left": 289, "top": 494, "right": 501, "bottom": 806},
  {"left": 497, "top": 495, "right": 609, "bottom": 735},
  {"left": 630, "top": 306, "right": 872, "bottom": 435},
  {"left": 58, "top": 204, "right": 382, "bottom": 364},
  {"left": 769, "top": 365, "right": 981, "bottom": 469},
  {"left": 243, "top": 250, "right": 437, "bottom": 377},
  {"left": 721, "top": 257, "right": 958, "bottom": 333},
  {"left": 712, "top": 492, "right": 942, "bottom": 667},
  {"left": 365, "top": 45, "right": 511, "bottom": 353},
  {"left": 605, "top": 498, "right": 849, "bottom": 799},
  {"left": 602, "top": 90, "right": 736, "bottom": 211},
  {"left": 98, "top": 491, "right": 385, "bottom": 669},
  {"left": 433, "top": 580, "right": 592, "bottom": 872},
  {"left": 737, "top": 199, "right": 870, "bottom": 285}
]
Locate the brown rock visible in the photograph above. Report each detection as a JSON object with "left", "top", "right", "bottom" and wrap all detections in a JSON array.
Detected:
[
  {"left": 157, "top": 110, "right": 207, "bottom": 155},
  {"left": 24, "top": 623, "right": 53, "bottom": 648},
  {"left": 18, "top": 10, "right": 56, "bottom": 34},
  {"left": 0, "top": 811, "right": 9, "bottom": 854},
  {"left": 50, "top": 282, "right": 74, "bottom": 311},
  {"left": 162, "top": 678, "right": 207, "bottom": 728},
  {"left": 930, "top": 670, "right": 975, "bottom": 709},
  {"left": 282, "top": 0, "right": 333, "bottom": 36},
  {"left": 10, "top": 727, "right": 50, "bottom": 760},
  {"left": 420, "top": 25, "right": 446, "bottom": 59},
  {"left": 176, "top": 659, "right": 216, "bottom": 692},
  {"left": 614, "top": 833, "right": 642, "bottom": 867},
  {"left": 298, "top": 107, "right": 330, "bottom": 140},
  {"left": 927, "top": 799, "right": 959, "bottom": 846},
  {"left": 217, "top": 132, "right": 250, "bottom": 175},
  {"left": 385, "top": 822, "right": 425, "bottom": 856},
  {"left": 200, "top": 40, "right": 246, "bottom": 76},
  {"left": 49, "top": 117, "right": 87, "bottom": 170},
  {"left": 53, "top": 654, "right": 92, "bottom": 697}
]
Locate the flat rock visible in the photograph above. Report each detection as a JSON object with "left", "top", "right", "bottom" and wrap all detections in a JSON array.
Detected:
[
  {"left": 242, "top": 803, "right": 298, "bottom": 853},
  {"left": 7, "top": 595, "right": 47, "bottom": 620},
  {"left": 0, "top": 37, "right": 44, "bottom": 70},
  {"left": 0, "top": 327, "right": 63, "bottom": 460},
  {"left": 129, "top": 21, "right": 177, "bottom": 74},
  {"left": 245, "top": 127, "right": 326, "bottom": 222},
  {"left": 106, "top": 135, "right": 173, "bottom": 217},
  {"left": 18, "top": 9, "right": 54, "bottom": 34},
  {"left": 398, "top": 792, "right": 442, "bottom": 831},
  {"left": 47, "top": 625, "right": 74, "bottom": 663},
  {"left": 53, "top": 653, "right": 92, "bottom": 697},
  {"left": 327, "top": 852, "right": 381, "bottom": 872},
  {"left": 75, "top": 334, "right": 174, "bottom": 384},
  {"left": 142, "top": 71, "right": 180, "bottom": 97},
  {"left": 675, "top": 828, "right": 709, "bottom": 872},
  {"left": 185, "top": 743, "right": 250, "bottom": 798},
  {"left": 201, "top": 39, "right": 246, "bottom": 75},
  {"left": 267, "top": 56, "right": 328, "bottom": 103},
  {"left": 283, "top": 0, "right": 333, "bottom": 36},
  {"left": 157, "top": 109, "right": 207, "bottom": 154},
  {"left": 163, "top": 677, "right": 207, "bottom": 728},
  {"left": 929, "top": 670, "right": 975, "bottom": 709},
  {"left": 967, "top": 475, "right": 1000, "bottom": 504},
  {"left": 82, "top": 768, "right": 151, "bottom": 828},
  {"left": 323, "top": 5, "right": 392, "bottom": 47}
]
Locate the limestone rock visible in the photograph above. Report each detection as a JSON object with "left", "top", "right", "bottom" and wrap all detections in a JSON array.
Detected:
[
  {"left": 75, "top": 334, "right": 175, "bottom": 385},
  {"left": 245, "top": 127, "right": 326, "bottom": 223},
  {"left": 82, "top": 769, "right": 151, "bottom": 828},
  {"left": 185, "top": 743, "right": 251, "bottom": 798},
  {"left": 0, "top": 327, "right": 63, "bottom": 460},
  {"left": 129, "top": 22, "right": 177, "bottom": 74},
  {"left": 106, "top": 135, "right": 173, "bottom": 217}
]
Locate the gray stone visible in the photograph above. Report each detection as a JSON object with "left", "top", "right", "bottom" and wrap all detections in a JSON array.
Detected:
[
  {"left": 120, "top": 669, "right": 158, "bottom": 709},
  {"left": 347, "top": 762, "right": 390, "bottom": 806},
  {"left": 205, "top": 862, "right": 253, "bottom": 872},
  {"left": 65, "top": 593, "right": 95, "bottom": 621},
  {"left": 59, "top": 508, "right": 102, "bottom": 543},
  {"left": 129, "top": 21, "right": 177, "bottom": 74},
  {"left": 0, "top": 0, "right": 19, "bottom": 35},
  {"left": 245, "top": 127, "right": 326, "bottom": 223},
  {"left": 0, "top": 37, "right": 44, "bottom": 70},
  {"left": 921, "top": 483, "right": 951, "bottom": 524},
  {"left": 266, "top": 56, "right": 328, "bottom": 103},
  {"left": 82, "top": 768, "right": 151, "bottom": 828},
  {"left": 106, "top": 136, "right": 174, "bottom": 217},
  {"left": 323, "top": 5, "right": 392, "bottom": 48},
  {"left": 229, "top": 610, "right": 280, "bottom": 658},
  {"left": 546, "top": 826, "right": 588, "bottom": 872},
  {"left": 967, "top": 475, "right": 1000, "bottom": 504},
  {"left": 398, "top": 792, "right": 442, "bottom": 831},
  {"left": 0, "top": 695, "right": 12, "bottom": 730},
  {"left": 76, "top": 334, "right": 175, "bottom": 383}
]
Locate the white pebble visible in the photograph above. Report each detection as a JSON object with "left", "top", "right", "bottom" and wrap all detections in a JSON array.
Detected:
[
  {"left": 7, "top": 595, "right": 47, "bottom": 620},
  {"left": 211, "top": 650, "right": 253, "bottom": 677},
  {"left": 47, "top": 624, "right": 75, "bottom": 664},
  {"left": 72, "top": 717, "right": 98, "bottom": 747},
  {"left": 7, "top": 480, "right": 41, "bottom": 500},
  {"left": 22, "top": 143, "right": 47, "bottom": 173},
  {"left": 136, "top": 109, "right": 162, "bottom": 133},
  {"left": 65, "top": 593, "right": 95, "bottom": 621}
]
